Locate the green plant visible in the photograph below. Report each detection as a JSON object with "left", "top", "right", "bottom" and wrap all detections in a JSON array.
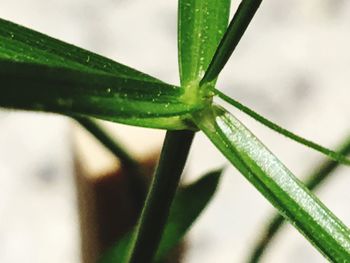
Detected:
[{"left": 1, "top": 1, "right": 350, "bottom": 263}]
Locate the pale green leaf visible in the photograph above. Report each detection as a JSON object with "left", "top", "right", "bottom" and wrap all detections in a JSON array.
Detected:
[
  {"left": 178, "top": 0, "right": 231, "bottom": 93},
  {"left": 193, "top": 105, "right": 350, "bottom": 261}
]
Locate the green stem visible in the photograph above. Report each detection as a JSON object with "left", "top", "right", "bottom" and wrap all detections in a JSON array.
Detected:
[
  {"left": 126, "top": 130, "right": 195, "bottom": 263},
  {"left": 247, "top": 136, "right": 350, "bottom": 263},
  {"left": 200, "top": 0, "right": 263, "bottom": 85},
  {"left": 74, "top": 116, "right": 147, "bottom": 209},
  {"left": 215, "top": 89, "right": 350, "bottom": 165}
]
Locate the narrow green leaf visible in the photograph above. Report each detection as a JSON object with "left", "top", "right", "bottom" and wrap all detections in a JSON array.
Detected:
[
  {"left": 178, "top": 0, "right": 230, "bottom": 93},
  {"left": 201, "top": 0, "right": 263, "bottom": 84},
  {"left": 99, "top": 169, "right": 223, "bottom": 263},
  {"left": 215, "top": 89, "right": 350, "bottom": 165},
  {"left": 193, "top": 105, "right": 350, "bottom": 262},
  {"left": 247, "top": 135, "right": 350, "bottom": 263},
  {"left": 0, "top": 60, "right": 199, "bottom": 130},
  {"left": 0, "top": 18, "right": 160, "bottom": 82}
]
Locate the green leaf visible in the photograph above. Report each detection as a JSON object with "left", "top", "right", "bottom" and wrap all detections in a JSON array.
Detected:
[
  {"left": 0, "top": 60, "right": 198, "bottom": 129},
  {"left": 193, "top": 105, "right": 350, "bottom": 262},
  {"left": 201, "top": 0, "right": 263, "bottom": 84},
  {"left": 99, "top": 169, "right": 223, "bottom": 263},
  {"left": 178, "top": 0, "right": 230, "bottom": 93},
  {"left": 215, "top": 89, "right": 350, "bottom": 165},
  {"left": 0, "top": 18, "right": 159, "bottom": 82},
  {"left": 0, "top": 18, "right": 201, "bottom": 130}
]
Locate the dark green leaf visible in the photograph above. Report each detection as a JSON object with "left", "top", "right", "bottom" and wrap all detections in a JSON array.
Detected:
[
  {"left": 193, "top": 105, "right": 350, "bottom": 261},
  {"left": 201, "top": 0, "right": 262, "bottom": 84},
  {"left": 0, "top": 18, "right": 202, "bottom": 129},
  {"left": 0, "top": 18, "right": 159, "bottom": 82},
  {"left": 178, "top": 0, "right": 230, "bottom": 93},
  {"left": 99, "top": 169, "right": 223, "bottom": 263},
  {"left": 0, "top": 60, "right": 199, "bottom": 129}
]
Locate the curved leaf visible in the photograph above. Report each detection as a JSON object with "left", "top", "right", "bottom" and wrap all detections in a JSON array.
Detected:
[{"left": 193, "top": 105, "right": 350, "bottom": 262}]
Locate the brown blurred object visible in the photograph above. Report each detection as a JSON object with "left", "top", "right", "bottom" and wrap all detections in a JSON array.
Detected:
[
  {"left": 73, "top": 122, "right": 184, "bottom": 263},
  {"left": 75, "top": 154, "right": 153, "bottom": 263}
]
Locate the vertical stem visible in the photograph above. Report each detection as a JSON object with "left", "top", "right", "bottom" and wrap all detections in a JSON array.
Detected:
[
  {"left": 200, "top": 0, "right": 263, "bottom": 85},
  {"left": 247, "top": 136, "right": 350, "bottom": 263},
  {"left": 127, "top": 130, "right": 195, "bottom": 263}
]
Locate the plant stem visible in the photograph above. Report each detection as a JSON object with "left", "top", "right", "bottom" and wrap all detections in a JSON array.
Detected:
[
  {"left": 200, "top": 0, "right": 263, "bottom": 85},
  {"left": 126, "top": 130, "right": 195, "bottom": 263},
  {"left": 74, "top": 116, "right": 147, "bottom": 209},
  {"left": 247, "top": 136, "right": 350, "bottom": 263},
  {"left": 215, "top": 89, "right": 350, "bottom": 165}
]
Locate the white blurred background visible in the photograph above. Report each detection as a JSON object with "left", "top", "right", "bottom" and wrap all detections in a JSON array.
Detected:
[{"left": 1, "top": 0, "right": 350, "bottom": 262}]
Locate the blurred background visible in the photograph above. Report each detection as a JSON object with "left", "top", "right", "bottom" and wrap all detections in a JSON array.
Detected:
[{"left": 1, "top": 0, "right": 350, "bottom": 262}]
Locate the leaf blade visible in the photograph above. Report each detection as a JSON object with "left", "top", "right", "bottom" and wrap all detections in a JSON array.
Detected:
[
  {"left": 0, "top": 18, "right": 160, "bottom": 82},
  {"left": 0, "top": 59, "right": 198, "bottom": 129},
  {"left": 247, "top": 135, "right": 350, "bottom": 263},
  {"left": 193, "top": 105, "right": 350, "bottom": 261},
  {"left": 178, "top": 0, "right": 231, "bottom": 91}
]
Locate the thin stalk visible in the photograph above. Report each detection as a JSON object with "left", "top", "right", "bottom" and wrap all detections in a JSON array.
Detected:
[
  {"left": 215, "top": 89, "right": 350, "bottom": 165},
  {"left": 126, "top": 130, "right": 195, "bottom": 263},
  {"left": 74, "top": 116, "right": 147, "bottom": 208},
  {"left": 247, "top": 136, "right": 350, "bottom": 263},
  {"left": 200, "top": 0, "right": 263, "bottom": 85},
  {"left": 74, "top": 117, "right": 139, "bottom": 169}
]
